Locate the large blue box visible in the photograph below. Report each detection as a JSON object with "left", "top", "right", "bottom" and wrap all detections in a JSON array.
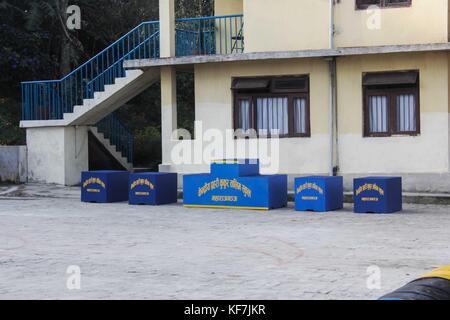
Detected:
[
  {"left": 129, "top": 172, "right": 178, "bottom": 205},
  {"left": 183, "top": 159, "right": 287, "bottom": 210},
  {"left": 353, "top": 177, "right": 402, "bottom": 214},
  {"left": 294, "top": 176, "right": 344, "bottom": 212},
  {"left": 81, "top": 170, "right": 129, "bottom": 203}
]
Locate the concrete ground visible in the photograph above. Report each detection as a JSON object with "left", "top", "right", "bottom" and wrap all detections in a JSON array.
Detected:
[{"left": 0, "top": 183, "right": 449, "bottom": 300}]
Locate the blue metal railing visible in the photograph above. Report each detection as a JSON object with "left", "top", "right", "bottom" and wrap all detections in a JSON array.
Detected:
[
  {"left": 21, "top": 21, "right": 160, "bottom": 121},
  {"left": 96, "top": 113, "right": 134, "bottom": 164},
  {"left": 176, "top": 14, "right": 244, "bottom": 57},
  {"left": 21, "top": 15, "right": 245, "bottom": 121}
]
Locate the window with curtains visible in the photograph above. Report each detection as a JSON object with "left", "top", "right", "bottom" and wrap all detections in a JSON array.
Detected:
[
  {"left": 232, "top": 76, "right": 310, "bottom": 138},
  {"left": 363, "top": 70, "right": 420, "bottom": 137}
]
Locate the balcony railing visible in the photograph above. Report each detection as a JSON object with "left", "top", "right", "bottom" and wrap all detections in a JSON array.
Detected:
[
  {"left": 176, "top": 14, "right": 244, "bottom": 57},
  {"left": 21, "top": 15, "right": 245, "bottom": 122},
  {"left": 21, "top": 21, "right": 160, "bottom": 121}
]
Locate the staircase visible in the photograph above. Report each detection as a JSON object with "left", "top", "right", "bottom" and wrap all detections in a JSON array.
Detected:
[
  {"left": 20, "top": 21, "right": 160, "bottom": 172},
  {"left": 20, "top": 21, "right": 160, "bottom": 127},
  {"left": 64, "top": 68, "right": 159, "bottom": 126},
  {"left": 91, "top": 113, "right": 133, "bottom": 170},
  {"left": 19, "top": 16, "right": 245, "bottom": 185}
]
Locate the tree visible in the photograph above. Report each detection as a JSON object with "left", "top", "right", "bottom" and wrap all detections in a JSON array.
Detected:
[{"left": 0, "top": 0, "right": 213, "bottom": 166}]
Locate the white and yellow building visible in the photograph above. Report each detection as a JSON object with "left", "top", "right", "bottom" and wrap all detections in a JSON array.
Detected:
[
  {"left": 131, "top": 0, "right": 450, "bottom": 193},
  {"left": 21, "top": 0, "right": 450, "bottom": 193}
]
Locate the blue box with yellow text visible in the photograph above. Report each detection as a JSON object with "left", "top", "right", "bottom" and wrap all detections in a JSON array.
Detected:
[
  {"left": 210, "top": 159, "right": 260, "bottom": 178},
  {"left": 294, "top": 176, "right": 343, "bottom": 212},
  {"left": 353, "top": 177, "right": 402, "bottom": 214},
  {"left": 128, "top": 172, "right": 178, "bottom": 205},
  {"left": 81, "top": 170, "right": 129, "bottom": 203},
  {"left": 183, "top": 160, "right": 287, "bottom": 210}
]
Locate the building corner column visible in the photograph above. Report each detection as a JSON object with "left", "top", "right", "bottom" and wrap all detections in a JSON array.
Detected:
[
  {"left": 161, "top": 66, "right": 178, "bottom": 167},
  {"left": 159, "top": 0, "right": 176, "bottom": 58}
]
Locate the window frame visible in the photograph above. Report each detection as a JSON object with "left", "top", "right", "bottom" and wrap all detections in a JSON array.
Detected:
[
  {"left": 234, "top": 95, "right": 254, "bottom": 133},
  {"left": 356, "top": 0, "right": 412, "bottom": 10},
  {"left": 363, "top": 76, "right": 420, "bottom": 137},
  {"left": 232, "top": 76, "right": 311, "bottom": 139}
]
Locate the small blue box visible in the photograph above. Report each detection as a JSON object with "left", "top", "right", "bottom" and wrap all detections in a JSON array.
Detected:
[
  {"left": 353, "top": 177, "right": 402, "bottom": 214},
  {"left": 294, "top": 176, "right": 344, "bottom": 212},
  {"left": 129, "top": 172, "right": 178, "bottom": 205},
  {"left": 81, "top": 170, "right": 129, "bottom": 203},
  {"left": 210, "top": 159, "right": 259, "bottom": 178}
]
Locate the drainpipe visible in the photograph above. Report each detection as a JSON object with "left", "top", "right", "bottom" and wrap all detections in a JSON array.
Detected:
[
  {"left": 329, "top": 0, "right": 334, "bottom": 50},
  {"left": 328, "top": 0, "right": 337, "bottom": 176}
]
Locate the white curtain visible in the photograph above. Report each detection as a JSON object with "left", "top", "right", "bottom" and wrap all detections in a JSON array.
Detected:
[
  {"left": 238, "top": 99, "right": 250, "bottom": 131},
  {"left": 294, "top": 98, "right": 307, "bottom": 134},
  {"left": 369, "top": 95, "right": 388, "bottom": 133},
  {"left": 256, "top": 97, "right": 288, "bottom": 135},
  {"left": 396, "top": 94, "right": 416, "bottom": 132}
]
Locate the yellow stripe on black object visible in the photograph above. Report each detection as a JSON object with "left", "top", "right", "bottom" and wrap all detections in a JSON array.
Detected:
[{"left": 421, "top": 265, "right": 450, "bottom": 281}]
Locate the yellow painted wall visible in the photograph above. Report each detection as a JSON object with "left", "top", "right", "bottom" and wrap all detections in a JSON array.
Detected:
[
  {"left": 190, "top": 52, "right": 449, "bottom": 173},
  {"left": 215, "top": 0, "right": 243, "bottom": 15},
  {"left": 194, "top": 52, "right": 449, "bottom": 136},
  {"left": 239, "top": 0, "right": 448, "bottom": 52},
  {"left": 194, "top": 58, "right": 330, "bottom": 134},
  {"left": 193, "top": 58, "right": 332, "bottom": 174},
  {"left": 337, "top": 52, "right": 449, "bottom": 173},
  {"left": 448, "top": 0, "right": 450, "bottom": 40},
  {"left": 337, "top": 52, "right": 449, "bottom": 134},
  {"left": 243, "top": 0, "right": 331, "bottom": 52},
  {"left": 335, "top": 0, "right": 448, "bottom": 47},
  {"left": 214, "top": 0, "right": 244, "bottom": 55}
]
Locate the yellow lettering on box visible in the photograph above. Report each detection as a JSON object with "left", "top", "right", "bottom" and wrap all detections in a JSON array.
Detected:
[
  {"left": 356, "top": 184, "right": 385, "bottom": 197},
  {"left": 362, "top": 197, "right": 379, "bottom": 202},
  {"left": 198, "top": 179, "right": 252, "bottom": 198},
  {"left": 83, "top": 177, "right": 106, "bottom": 189},
  {"left": 130, "top": 179, "right": 155, "bottom": 191},
  {"left": 296, "top": 182, "right": 324, "bottom": 195}
]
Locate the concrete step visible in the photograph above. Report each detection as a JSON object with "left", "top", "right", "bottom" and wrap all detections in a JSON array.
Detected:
[
  {"left": 23, "top": 69, "right": 159, "bottom": 129},
  {"left": 68, "top": 69, "right": 159, "bottom": 126},
  {"left": 89, "top": 126, "right": 132, "bottom": 171}
]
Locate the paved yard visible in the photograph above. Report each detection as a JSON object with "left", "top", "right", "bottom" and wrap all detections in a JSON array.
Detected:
[{"left": 0, "top": 184, "right": 449, "bottom": 300}]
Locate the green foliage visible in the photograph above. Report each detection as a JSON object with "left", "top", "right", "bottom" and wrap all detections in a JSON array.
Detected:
[{"left": 0, "top": 0, "right": 214, "bottom": 166}]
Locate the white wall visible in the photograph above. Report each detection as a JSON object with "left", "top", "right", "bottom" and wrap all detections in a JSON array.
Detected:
[
  {"left": 27, "top": 126, "right": 89, "bottom": 186},
  {"left": 339, "top": 113, "right": 449, "bottom": 174},
  {"left": 0, "top": 146, "right": 27, "bottom": 183}
]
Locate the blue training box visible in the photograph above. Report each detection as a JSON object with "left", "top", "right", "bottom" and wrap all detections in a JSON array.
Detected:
[
  {"left": 129, "top": 172, "right": 178, "bottom": 205},
  {"left": 294, "top": 176, "right": 344, "bottom": 212},
  {"left": 353, "top": 176, "right": 402, "bottom": 214},
  {"left": 183, "top": 159, "right": 287, "bottom": 210},
  {"left": 210, "top": 159, "right": 259, "bottom": 178},
  {"left": 81, "top": 170, "right": 129, "bottom": 203}
]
